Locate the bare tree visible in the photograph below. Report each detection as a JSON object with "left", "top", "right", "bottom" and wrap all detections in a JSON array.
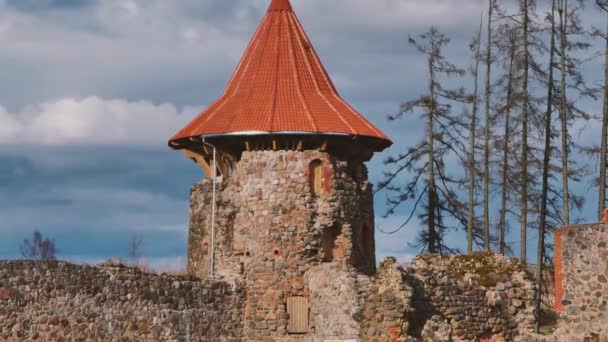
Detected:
[
  {"left": 552, "top": 0, "right": 595, "bottom": 225},
  {"left": 536, "top": 0, "right": 559, "bottom": 332},
  {"left": 494, "top": 22, "right": 522, "bottom": 256},
  {"left": 558, "top": 0, "right": 571, "bottom": 225},
  {"left": 598, "top": 0, "right": 608, "bottom": 220},
  {"left": 482, "top": 0, "right": 497, "bottom": 251},
  {"left": 520, "top": 0, "right": 532, "bottom": 263},
  {"left": 127, "top": 234, "right": 144, "bottom": 260},
  {"left": 20, "top": 230, "right": 57, "bottom": 261},
  {"left": 467, "top": 17, "right": 484, "bottom": 254},
  {"left": 378, "top": 27, "right": 473, "bottom": 255}
]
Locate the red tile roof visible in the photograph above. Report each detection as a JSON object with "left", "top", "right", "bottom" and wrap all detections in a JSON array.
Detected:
[{"left": 169, "top": 0, "right": 391, "bottom": 148}]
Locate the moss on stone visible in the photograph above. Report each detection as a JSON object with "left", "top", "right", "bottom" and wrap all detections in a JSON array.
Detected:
[{"left": 418, "top": 252, "right": 527, "bottom": 288}]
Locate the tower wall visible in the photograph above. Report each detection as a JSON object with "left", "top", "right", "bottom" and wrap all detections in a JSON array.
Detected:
[
  {"left": 554, "top": 224, "right": 608, "bottom": 340},
  {"left": 187, "top": 150, "right": 375, "bottom": 339}
]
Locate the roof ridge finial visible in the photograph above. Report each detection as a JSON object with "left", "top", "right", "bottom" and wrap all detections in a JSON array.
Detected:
[{"left": 268, "top": 0, "right": 292, "bottom": 12}]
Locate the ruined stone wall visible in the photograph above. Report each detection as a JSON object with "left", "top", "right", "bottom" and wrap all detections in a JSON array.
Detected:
[
  {"left": 553, "top": 224, "right": 608, "bottom": 341},
  {"left": 0, "top": 254, "right": 537, "bottom": 341},
  {"left": 0, "top": 261, "right": 244, "bottom": 341},
  {"left": 188, "top": 150, "right": 376, "bottom": 340},
  {"left": 360, "top": 254, "right": 536, "bottom": 342},
  {"left": 409, "top": 253, "right": 536, "bottom": 341},
  {"left": 359, "top": 257, "right": 414, "bottom": 341}
]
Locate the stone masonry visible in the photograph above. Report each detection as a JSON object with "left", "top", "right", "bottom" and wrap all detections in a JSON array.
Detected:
[
  {"left": 0, "top": 254, "right": 537, "bottom": 341},
  {"left": 409, "top": 253, "right": 536, "bottom": 341},
  {"left": 0, "top": 152, "right": 543, "bottom": 341},
  {"left": 360, "top": 254, "right": 536, "bottom": 341},
  {"left": 184, "top": 149, "right": 539, "bottom": 341},
  {"left": 188, "top": 150, "right": 376, "bottom": 340},
  {"left": 553, "top": 223, "right": 608, "bottom": 341},
  {"left": 0, "top": 260, "right": 244, "bottom": 341}
]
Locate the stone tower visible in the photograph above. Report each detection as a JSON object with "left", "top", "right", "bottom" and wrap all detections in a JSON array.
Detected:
[{"left": 169, "top": 0, "right": 391, "bottom": 339}]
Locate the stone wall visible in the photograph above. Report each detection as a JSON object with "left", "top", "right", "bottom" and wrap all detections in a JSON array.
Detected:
[
  {"left": 410, "top": 253, "right": 536, "bottom": 341},
  {"left": 0, "top": 261, "right": 244, "bottom": 341},
  {"left": 187, "top": 150, "right": 376, "bottom": 340},
  {"left": 188, "top": 150, "right": 376, "bottom": 281},
  {"left": 0, "top": 253, "right": 537, "bottom": 341},
  {"left": 553, "top": 224, "right": 608, "bottom": 341},
  {"left": 360, "top": 253, "right": 536, "bottom": 341},
  {"left": 359, "top": 257, "right": 414, "bottom": 341},
  {"left": 307, "top": 263, "right": 372, "bottom": 340}
]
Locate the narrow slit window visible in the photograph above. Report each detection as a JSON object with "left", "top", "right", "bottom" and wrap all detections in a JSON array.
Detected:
[{"left": 322, "top": 229, "right": 336, "bottom": 262}]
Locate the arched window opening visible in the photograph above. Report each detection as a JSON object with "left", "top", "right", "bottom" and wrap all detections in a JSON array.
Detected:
[{"left": 309, "top": 159, "right": 324, "bottom": 197}]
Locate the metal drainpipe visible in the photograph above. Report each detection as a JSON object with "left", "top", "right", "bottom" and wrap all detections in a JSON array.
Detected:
[{"left": 202, "top": 138, "right": 217, "bottom": 278}]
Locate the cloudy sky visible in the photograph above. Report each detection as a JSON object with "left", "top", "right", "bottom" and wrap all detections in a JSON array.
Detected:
[{"left": 0, "top": 0, "right": 605, "bottom": 268}]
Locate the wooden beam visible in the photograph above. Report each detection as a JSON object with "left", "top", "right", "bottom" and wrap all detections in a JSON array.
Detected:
[
  {"left": 182, "top": 149, "right": 213, "bottom": 177},
  {"left": 297, "top": 140, "right": 303, "bottom": 151},
  {"left": 272, "top": 139, "right": 277, "bottom": 151},
  {"left": 245, "top": 140, "right": 251, "bottom": 151},
  {"left": 216, "top": 151, "right": 230, "bottom": 178},
  {"left": 319, "top": 140, "right": 328, "bottom": 152}
]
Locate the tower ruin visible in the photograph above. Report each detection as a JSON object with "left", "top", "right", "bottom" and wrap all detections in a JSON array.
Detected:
[{"left": 169, "top": 0, "right": 391, "bottom": 339}]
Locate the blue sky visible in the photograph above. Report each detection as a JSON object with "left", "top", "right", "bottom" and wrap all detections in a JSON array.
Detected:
[{"left": 0, "top": 0, "right": 605, "bottom": 268}]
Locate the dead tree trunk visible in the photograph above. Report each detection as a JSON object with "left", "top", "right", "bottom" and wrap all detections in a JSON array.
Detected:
[
  {"left": 483, "top": 0, "right": 494, "bottom": 251},
  {"left": 428, "top": 52, "right": 438, "bottom": 255},
  {"left": 536, "top": 0, "right": 558, "bottom": 332},
  {"left": 558, "top": 0, "right": 570, "bottom": 225},
  {"left": 499, "top": 33, "right": 517, "bottom": 256},
  {"left": 468, "top": 18, "right": 484, "bottom": 254},
  {"left": 521, "top": 0, "right": 531, "bottom": 263},
  {"left": 600, "top": 10, "right": 608, "bottom": 221}
]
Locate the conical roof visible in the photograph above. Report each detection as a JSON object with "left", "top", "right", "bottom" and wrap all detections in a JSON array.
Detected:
[{"left": 169, "top": 0, "right": 391, "bottom": 149}]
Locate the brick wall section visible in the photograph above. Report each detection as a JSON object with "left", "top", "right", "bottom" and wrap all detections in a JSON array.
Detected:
[
  {"left": 0, "top": 261, "right": 244, "bottom": 341},
  {"left": 554, "top": 223, "right": 608, "bottom": 341},
  {"left": 553, "top": 229, "right": 565, "bottom": 313}
]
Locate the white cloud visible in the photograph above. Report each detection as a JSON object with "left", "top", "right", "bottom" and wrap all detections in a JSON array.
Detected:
[
  {"left": 295, "top": 0, "right": 488, "bottom": 32},
  {"left": 0, "top": 0, "right": 249, "bottom": 108},
  {"left": 0, "top": 97, "right": 199, "bottom": 146},
  {"left": 0, "top": 105, "right": 23, "bottom": 141}
]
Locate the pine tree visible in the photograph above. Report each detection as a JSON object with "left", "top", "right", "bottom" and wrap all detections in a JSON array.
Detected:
[
  {"left": 536, "top": 0, "right": 558, "bottom": 332},
  {"left": 468, "top": 17, "right": 484, "bottom": 254},
  {"left": 520, "top": 0, "right": 532, "bottom": 263},
  {"left": 553, "top": 0, "right": 595, "bottom": 225},
  {"left": 483, "top": 0, "right": 496, "bottom": 251},
  {"left": 597, "top": 0, "right": 608, "bottom": 220},
  {"left": 494, "top": 22, "right": 522, "bottom": 256},
  {"left": 378, "top": 27, "right": 471, "bottom": 254},
  {"left": 558, "top": 0, "right": 571, "bottom": 225}
]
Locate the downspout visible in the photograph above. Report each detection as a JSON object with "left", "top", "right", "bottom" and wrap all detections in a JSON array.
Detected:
[{"left": 202, "top": 138, "right": 217, "bottom": 278}]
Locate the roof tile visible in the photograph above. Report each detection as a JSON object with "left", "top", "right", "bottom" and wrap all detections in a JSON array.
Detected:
[{"left": 169, "top": 0, "right": 391, "bottom": 146}]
